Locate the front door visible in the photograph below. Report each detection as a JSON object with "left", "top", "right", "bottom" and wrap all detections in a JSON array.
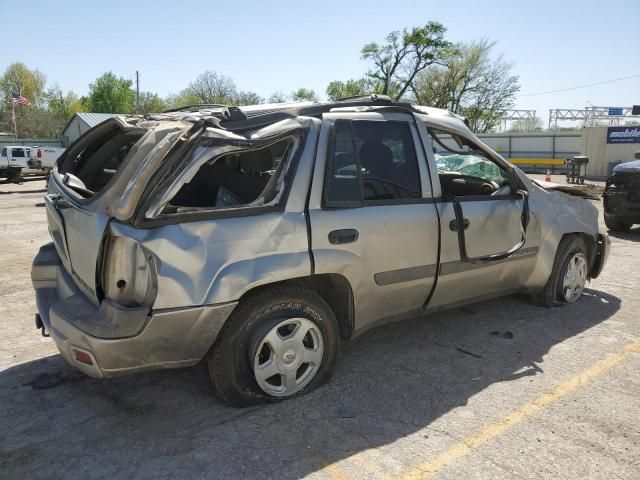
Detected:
[
  {"left": 422, "top": 126, "right": 539, "bottom": 309},
  {"left": 308, "top": 112, "right": 440, "bottom": 332}
]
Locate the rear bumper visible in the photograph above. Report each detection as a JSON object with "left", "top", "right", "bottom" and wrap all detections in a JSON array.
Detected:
[
  {"left": 589, "top": 233, "right": 610, "bottom": 279},
  {"left": 32, "top": 243, "right": 237, "bottom": 378}
]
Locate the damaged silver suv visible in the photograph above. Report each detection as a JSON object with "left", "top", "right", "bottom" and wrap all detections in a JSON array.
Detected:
[{"left": 32, "top": 96, "right": 609, "bottom": 406}]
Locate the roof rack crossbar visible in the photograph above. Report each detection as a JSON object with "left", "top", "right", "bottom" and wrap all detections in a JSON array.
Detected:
[
  {"left": 163, "top": 104, "right": 228, "bottom": 113},
  {"left": 333, "top": 93, "right": 393, "bottom": 103}
]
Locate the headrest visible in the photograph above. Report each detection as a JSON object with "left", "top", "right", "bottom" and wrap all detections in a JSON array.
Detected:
[
  {"left": 333, "top": 152, "right": 355, "bottom": 169},
  {"left": 359, "top": 142, "right": 393, "bottom": 165},
  {"left": 240, "top": 149, "right": 273, "bottom": 174}
]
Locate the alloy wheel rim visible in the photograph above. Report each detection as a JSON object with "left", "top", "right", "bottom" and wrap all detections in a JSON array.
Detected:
[
  {"left": 561, "top": 252, "right": 587, "bottom": 303},
  {"left": 253, "top": 317, "right": 324, "bottom": 397}
]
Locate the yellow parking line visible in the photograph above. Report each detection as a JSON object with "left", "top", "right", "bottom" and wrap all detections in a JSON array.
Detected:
[
  {"left": 350, "top": 450, "right": 395, "bottom": 480},
  {"left": 398, "top": 337, "right": 640, "bottom": 480},
  {"left": 314, "top": 458, "right": 353, "bottom": 480}
]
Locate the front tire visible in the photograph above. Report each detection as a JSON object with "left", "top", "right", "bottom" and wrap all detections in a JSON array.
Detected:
[
  {"left": 208, "top": 286, "right": 340, "bottom": 407},
  {"left": 530, "top": 235, "right": 588, "bottom": 307}
]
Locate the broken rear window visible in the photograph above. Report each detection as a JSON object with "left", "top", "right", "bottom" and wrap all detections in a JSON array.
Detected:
[
  {"left": 57, "top": 121, "right": 146, "bottom": 198},
  {"left": 161, "top": 136, "right": 297, "bottom": 214}
]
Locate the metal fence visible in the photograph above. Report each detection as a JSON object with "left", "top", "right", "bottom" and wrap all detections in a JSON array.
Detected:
[{"left": 477, "top": 131, "right": 581, "bottom": 173}]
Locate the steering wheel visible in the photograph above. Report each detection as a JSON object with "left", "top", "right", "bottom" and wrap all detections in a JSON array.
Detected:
[
  {"left": 491, "top": 183, "right": 512, "bottom": 196},
  {"left": 480, "top": 180, "right": 500, "bottom": 194}
]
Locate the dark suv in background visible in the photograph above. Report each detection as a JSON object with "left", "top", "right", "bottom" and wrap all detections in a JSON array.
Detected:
[{"left": 603, "top": 151, "right": 640, "bottom": 232}]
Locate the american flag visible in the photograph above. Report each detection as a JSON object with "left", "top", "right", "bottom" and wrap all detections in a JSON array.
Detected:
[{"left": 11, "top": 92, "right": 31, "bottom": 106}]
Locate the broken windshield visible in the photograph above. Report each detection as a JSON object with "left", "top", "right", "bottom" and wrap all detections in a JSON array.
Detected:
[
  {"left": 430, "top": 128, "right": 507, "bottom": 184},
  {"left": 435, "top": 154, "right": 506, "bottom": 183}
]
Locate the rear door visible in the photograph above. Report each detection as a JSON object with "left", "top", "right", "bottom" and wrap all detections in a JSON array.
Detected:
[
  {"left": 46, "top": 119, "right": 146, "bottom": 305},
  {"left": 9, "top": 147, "right": 28, "bottom": 168},
  {"left": 308, "top": 112, "right": 440, "bottom": 332},
  {"left": 46, "top": 179, "right": 111, "bottom": 306}
]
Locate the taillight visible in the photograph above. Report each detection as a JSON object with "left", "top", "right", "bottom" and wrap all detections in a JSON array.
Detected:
[
  {"left": 73, "top": 348, "right": 93, "bottom": 365},
  {"left": 100, "top": 235, "right": 157, "bottom": 307},
  {"left": 37, "top": 148, "right": 42, "bottom": 158}
]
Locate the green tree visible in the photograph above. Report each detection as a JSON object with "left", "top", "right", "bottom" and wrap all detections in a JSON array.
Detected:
[
  {"left": 326, "top": 78, "right": 372, "bottom": 100},
  {"left": 138, "top": 91, "right": 167, "bottom": 113},
  {"left": 508, "top": 116, "right": 543, "bottom": 133},
  {"left": 232, "top": 91, "right": 264, "bottom": 106},
  {"left": 361, "top": 22, "right": 454, "bottom": 100},
  {"left": 46, "top": 84, "right": 84, "bottom": 119},
  {"left": 291, "top": 88, "right": 317, "bottom": 101},
  {"left": 412, "top": 39, "right": 520, "bottom": 132},
  {"left": 0, "top": 62, "right": 46, "bottom": 106},
  {"left": 186, "top": 71, "right": 236, "bottom": 104},
  {"left": 268, "top": 91, "right": 289, "bottom": 103},
  {"left": 164, "top": 90, "right": 201, "bottom": 109},
  {"left": 85, "top": 72, "right": 135, "bottom": 113}
]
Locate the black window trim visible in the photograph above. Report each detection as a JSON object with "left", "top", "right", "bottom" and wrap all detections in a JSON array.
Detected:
[
  {"left": 322, "top": 118, "right": 425, "bottom": 209},
  {"left": 134, "top": 128, "right": 309, "bottom": 228},
  {"left": 427, "top": 126, "right": 521, "bottom": 203}
]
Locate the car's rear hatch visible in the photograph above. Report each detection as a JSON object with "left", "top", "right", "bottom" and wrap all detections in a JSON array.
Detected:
[{"left": 46, "top": 117, "right": 190, "bottom": 305}]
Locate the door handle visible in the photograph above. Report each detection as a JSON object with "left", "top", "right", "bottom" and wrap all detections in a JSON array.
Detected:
[
  {"left": 47, "top": 193, "right": 71, "bottom": 210},
  {"left": 449, "top": 218, "right": 470, "bottom": 231},
  {"left": 328, "top": 229, "right": 359, "bottom": 245}
]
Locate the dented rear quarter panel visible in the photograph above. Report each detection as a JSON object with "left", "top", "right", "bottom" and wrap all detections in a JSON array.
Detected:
[
  {"left": 110, "top": 118, "right": 321, "bottom": 310},
  {"left": 110, "top": 213, "right": 311, "bottom": 309}
]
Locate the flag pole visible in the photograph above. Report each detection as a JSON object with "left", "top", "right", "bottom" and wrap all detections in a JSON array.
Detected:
[{"left": 12, "top": 100, "right": 17, "bottom": 138}]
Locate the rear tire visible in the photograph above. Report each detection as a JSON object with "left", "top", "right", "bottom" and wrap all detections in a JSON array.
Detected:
[
  {"left": 604, "top": 215, "right": 631, "bottom": 233},
  {"left": 530, "top": 235, "right": 588, "bottom": 307},
  {"left": 208, "top": 286, "right": 340, "bottom": 407}
]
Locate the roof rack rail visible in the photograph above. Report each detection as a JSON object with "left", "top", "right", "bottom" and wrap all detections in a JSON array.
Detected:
[
  {"left": 162, "top": 104, "right": 228, "bottom": 113},
  {"left": 333, "top": 94, "right": 393, "bottom": 103}
]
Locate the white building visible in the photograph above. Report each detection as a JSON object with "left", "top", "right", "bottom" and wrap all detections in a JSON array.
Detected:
[{"left": 60, "top": 113, "right": 122, "bottom": 147}]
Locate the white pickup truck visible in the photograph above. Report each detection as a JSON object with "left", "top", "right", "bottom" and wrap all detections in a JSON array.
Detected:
[{"left": 0, "top": 145, "right": 65, "bottom": 181}]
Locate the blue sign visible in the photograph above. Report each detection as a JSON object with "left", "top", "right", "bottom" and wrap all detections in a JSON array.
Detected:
[
  {"left": 608, "top": 107, "right": 623, "bottom": 116},
  {"left": 607, "top": 126, "right": 640, "bottom": 144}
]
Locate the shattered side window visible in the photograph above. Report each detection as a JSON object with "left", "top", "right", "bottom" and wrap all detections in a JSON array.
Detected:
[
  {"left": 430, "top": 128, "right": 507, "bottom": 185},
  {"left": 162, "top": 137, "right": 297, "bottom": 214}
]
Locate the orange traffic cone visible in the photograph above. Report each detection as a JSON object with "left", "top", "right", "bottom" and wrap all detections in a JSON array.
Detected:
[{"left": 545, "top": 169, "right": 551, "bottom": 182}]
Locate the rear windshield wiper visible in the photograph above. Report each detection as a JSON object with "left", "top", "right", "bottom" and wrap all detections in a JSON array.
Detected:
[{"left": 62, "top": 173, "right": 95, "bottom": 197}]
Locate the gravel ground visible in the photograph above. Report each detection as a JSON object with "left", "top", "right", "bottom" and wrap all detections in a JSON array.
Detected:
[{"left": 0, "top": 179, "right": 638, "bottom": 480}]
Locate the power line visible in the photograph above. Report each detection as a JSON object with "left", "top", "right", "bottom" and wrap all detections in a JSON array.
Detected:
[{"left": 519, "top": 74, "right": 640, "bottom": 97}]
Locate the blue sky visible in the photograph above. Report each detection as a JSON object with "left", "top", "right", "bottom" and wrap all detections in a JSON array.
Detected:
[{"left": 1, "top": 0, "right": 639, "bottom": 124}]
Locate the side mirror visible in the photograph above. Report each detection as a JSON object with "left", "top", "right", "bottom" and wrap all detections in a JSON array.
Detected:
[
  {"left": 634, "top": 150, "right": 640, "bottom": 160},
  {"left": 507, "top": 166, "right": 524, "bottom": 192}
]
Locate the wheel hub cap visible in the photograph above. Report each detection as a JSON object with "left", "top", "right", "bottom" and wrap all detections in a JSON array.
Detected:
[
  {"left": 282, "top": 349, "right": 297, "bottom": 364},
  {"left": 562, "top": 252, "right": 588, "bottom": 303},
  {"left": 253, "top": 317, "right": 324, "bottom": 397}
]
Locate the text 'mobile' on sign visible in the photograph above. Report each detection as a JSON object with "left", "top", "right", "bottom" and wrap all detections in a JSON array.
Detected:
[{"left": 607, "top": 126, "right": 640, "bottom": 144}]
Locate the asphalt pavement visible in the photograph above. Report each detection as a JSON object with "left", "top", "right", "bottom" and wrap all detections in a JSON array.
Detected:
[{"left": 0, "top": 179, "right": 638, "bottom": 480}]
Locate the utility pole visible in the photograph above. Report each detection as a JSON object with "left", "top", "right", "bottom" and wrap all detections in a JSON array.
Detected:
[{"left": 136, "top": 70, "right": 140, "bottom": 113}]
